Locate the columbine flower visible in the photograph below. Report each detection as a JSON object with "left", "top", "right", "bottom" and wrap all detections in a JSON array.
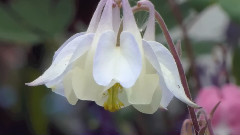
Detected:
[
  {"left": 26, "top": 0, "right": 197, "bottom": 114},
  {"left": 196, "top": 84, "right": 240, "bottom": 135}
]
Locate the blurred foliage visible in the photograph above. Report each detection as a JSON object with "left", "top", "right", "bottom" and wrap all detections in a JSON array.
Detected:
[
  {"left": 151, "top": 0, "right": 179, "bottom": 29},
  {"left": 28, "top": 85, "right": 49, "bottom": 135},
  {"left": 232, "top": 45, "right": 240, "bottom": 85},
  {"left": 0, "top": 0, "right": 240, "bottom": 135},
  {"left": 187, "top": 0, "right": 216, "bottom": 12},
  {"left": 0, "top": 6, "right": 40, "bottom": 43},
  {"left": 0, "top": 0, "right": 75, "bottom": 44},
  {"left": 186, "top": 42, "right": 216, "bottom": 56},
  {"left": 22, "top": 66, "right": 50, "bottom": 134},
  {"left": 219, "top": 0, "right": 240, "bottom": 23}
]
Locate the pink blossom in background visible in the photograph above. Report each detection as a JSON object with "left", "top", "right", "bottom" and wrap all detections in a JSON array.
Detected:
[{"left": 196, "top": 84, "right": 240, "bottom": 135}]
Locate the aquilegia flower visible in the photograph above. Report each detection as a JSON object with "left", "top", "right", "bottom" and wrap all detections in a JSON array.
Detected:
[
  {"left": 26, "top": 0, "right": 197, "bottom": 114},
  {"left": 196, "top": 84, "right": 240, "bottom": 135}
]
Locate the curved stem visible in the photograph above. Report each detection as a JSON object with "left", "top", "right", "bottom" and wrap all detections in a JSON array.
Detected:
[
  {"left": 167, "top": 0, "right": 201, "bottom": 90},
  {"left": 133, "top": 6, "right": 200, "bottom": 135}
]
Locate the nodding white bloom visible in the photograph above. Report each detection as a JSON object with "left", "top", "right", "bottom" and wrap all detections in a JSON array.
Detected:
[
  {"left": 26, "top": 0, "right": 197, "bottom": 114},
  {"left": 135, "top": 0, "right": 198, "bottom": 113}
]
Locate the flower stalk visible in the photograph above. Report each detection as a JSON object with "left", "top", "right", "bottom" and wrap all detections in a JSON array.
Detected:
[
  {"left": 133, "top": 5, "right": 200, "bottom": 135},
  {"left": 167, "top": 0, "right": 201, "bottom": 90}
]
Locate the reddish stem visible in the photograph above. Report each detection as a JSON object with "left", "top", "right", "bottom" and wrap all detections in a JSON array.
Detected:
[
  {"left": 167, "top": 0, "right": 201, "bottom": 90},
  {"left": 133, "top": 6, "right": 200, "bottom": 135}
]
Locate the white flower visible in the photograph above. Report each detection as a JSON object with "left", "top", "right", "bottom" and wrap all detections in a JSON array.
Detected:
[
  {"left": 26, "top": 0, "right": 197, "bottom": 114},
  {"left": 26, "top": 0, "right": 108, "bottom": 104}
]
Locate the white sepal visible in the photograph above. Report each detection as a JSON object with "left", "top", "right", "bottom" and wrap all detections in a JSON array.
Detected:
[
  {"left": 143, "top": 40, "right": 198, "bottom": 108},
  {"left": 133, "top": 86, "right": 162, "bottom": 114},
  {"left": 26, "top": 33, "right": 94, "bottom": 86}
]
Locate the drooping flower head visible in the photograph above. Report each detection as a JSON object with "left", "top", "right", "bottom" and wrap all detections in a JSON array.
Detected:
[{"left": 26, "top": 0, "right": 197, "bottom": 114}]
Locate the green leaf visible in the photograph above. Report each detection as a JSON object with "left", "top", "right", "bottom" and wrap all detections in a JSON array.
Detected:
[
  {"left": 151, "top": 0, "right": 178, "bottom": 29},
  {"left": 0, "top": 5, "right": 40, "bottom": 43},
  {"left": 0, "top": 0, "right": 75, "bottom": 44},
  {"left": 187, "top": 0, "right": 215, "bottom": 12},
  {"left": 182, "top": 41, "right": 216, "bottom": 56},
  {"left": 10, "top": 0, "right": 75, "bottom": 36},
  {"left": 232, "top": 45, "right": 240, "bottom": 85},
  {"left": 219, "top": 0, "right": 240, "bottom": 23}
]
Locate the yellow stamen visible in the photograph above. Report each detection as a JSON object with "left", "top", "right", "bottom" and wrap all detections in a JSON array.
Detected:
[{"left": 103, "top": 83, "right": 124, "bottom": 112}]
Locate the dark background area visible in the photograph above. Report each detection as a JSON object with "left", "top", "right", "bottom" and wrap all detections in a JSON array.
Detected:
[{"left": 0, "top": 0, "right": 240, "bottom": 135}]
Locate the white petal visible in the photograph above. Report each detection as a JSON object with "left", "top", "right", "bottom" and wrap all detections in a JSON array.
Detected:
[
  {"left": 119, "top": 89, "right": 131, "bottom": 107},
  {"left": 69, "top": 34, "right": 95, "bottom": 63},
  {"left": 53, "top": 33, "right": 84, "bottom": 61},
  {"left": 95, "top": 0, "right": 113, "bottom": 33},
  {"left": 133, "top": 86, "right": 161, "bottom": 114},
  {"left": 95, "top": 80, "right": 116, "bottom": 106},
  {"left": 126, "top": 74, "right": 159, "bottom": 104},
  {"left": 72, "top": 67, "right": 104, "bottom": 101},
  {"left": 46, "top": 50, "right": 88, "bottom": 88},
  {"left": 63, "top": 70, "right": 78, "bottom": 105},
  {"left": 140, "top": 40, "right": 173, "bottom": 108},
  {"left": 44, "top": 64, "right": 73, "bottom": 88},
  {"left": 93, "top": 31, "right": 142, "bottom": 88},
  {"left": 141, "top": 0, "right": 155, "bottom": 41},
  {"left": 122, "top": 0, "right": 143, "bottom": 56},
  {"left": 26, "top": 56, "right": 71, "bottom": 86},
  {"left": 51, "top": 83, "right": 65, "bottom": 96},
  {"left": 95, "top": 85, "right": 130, "bottom": 108},
  {"left": 95, "top": 94, "right": 107, "bottom": 107},
  {"left": 45, "top": 43, "right": 90, "bottom": 88},
  {"left": 93, "top": 30, "right": 116, "bottom": 86},
  {"left": 117, "top": 32, "right": 142, "bottom": 88},
  {"left": 53, "top": 33, "right": 94, "bottom": 64},
  {"left": 87, "top": 0, "right": 107, "bottom": 33},
  {"left": 45, "top": 76, "right": 62, "bottom": 88},
  {"left": 122, "top": 0, "right": 139, "bottom": 35},
  {"left": 145, "top": 57, "right": 157, "bottom": 74},
  {"left": 26, "top": 33, "right": 94, "bottom": 86},
  {"left": 142, "top": 43, "right": 173, "bottom": 108},
  {"left": 159, "top": 75, "right": 174, "bottom": 109},
  {"left": 143, "top": 40, "right": 197, "bottom": 108},
  {"left": 142, "top": 40, "right": 161, "bottom": 72}
]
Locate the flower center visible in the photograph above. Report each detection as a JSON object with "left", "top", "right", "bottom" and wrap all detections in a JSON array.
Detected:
[{"left": 103, "top": 83, "right": 124, "bottom": 112}]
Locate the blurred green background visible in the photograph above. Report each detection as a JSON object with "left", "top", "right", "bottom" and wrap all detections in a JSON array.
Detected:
[{"left": 0, "top": 0, "right": 240, "bottom": 135}]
